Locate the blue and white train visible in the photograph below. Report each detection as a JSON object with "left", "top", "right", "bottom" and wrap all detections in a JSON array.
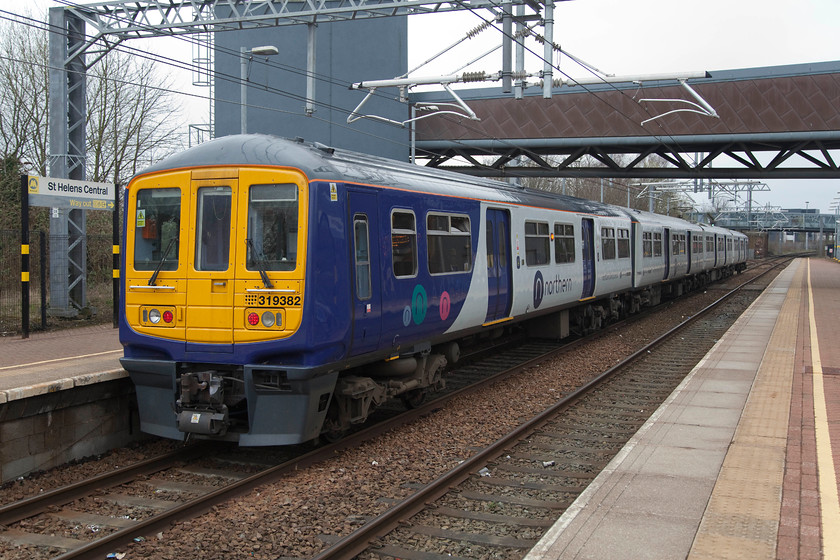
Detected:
[{"left": 120, "top": 134, "right": 748, "bottom": 445}]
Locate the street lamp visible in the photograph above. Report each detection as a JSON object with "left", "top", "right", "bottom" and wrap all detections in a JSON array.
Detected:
[{"left": 240, "top": 45, "right": 279, "bottom": 134}]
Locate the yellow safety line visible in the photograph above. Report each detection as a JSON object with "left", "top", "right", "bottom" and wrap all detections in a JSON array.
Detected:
[
  {"left": 0, "top": 349, "right": 122, "bottom": 371},
  {"left": 807, "top": 259, "right": 840, "bottom": 558}
]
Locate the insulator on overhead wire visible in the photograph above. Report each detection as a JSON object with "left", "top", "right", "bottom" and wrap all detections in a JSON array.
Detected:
[
  {"left": 511, "top": 71, "right": 529, "bottom": 81},
  {"left": 465, "top": 20, "right": 492, "bottom": 39},
  {"left": 461, "top": 71, "right": 487, "bottom": 82}
]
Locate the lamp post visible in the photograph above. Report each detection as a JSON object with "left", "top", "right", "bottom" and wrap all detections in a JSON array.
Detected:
[{"left": 240, "top": 45, "right": 279, "bottom": 134}]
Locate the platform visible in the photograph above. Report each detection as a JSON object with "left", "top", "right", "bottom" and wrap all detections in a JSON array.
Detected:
[
  {"left": 525, "top": 257, "right": 840, "bottom": 560},
  {"left": 0, "top": 324, "right": 123, "bottom": 404}
]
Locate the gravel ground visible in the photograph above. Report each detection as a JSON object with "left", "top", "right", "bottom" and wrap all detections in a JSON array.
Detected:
[{"left": 0, "top": 275, "right": 767, "bottom": 560}]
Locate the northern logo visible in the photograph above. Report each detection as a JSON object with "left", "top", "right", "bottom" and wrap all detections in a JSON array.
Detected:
[{"left": 533, "top": 271, "right": 573, "bottom": 309}]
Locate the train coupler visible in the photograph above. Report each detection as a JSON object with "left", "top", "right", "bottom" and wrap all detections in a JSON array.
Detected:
[
  {"left": 177, "top": 405, "right": 229, "bottom": 436},
  {"left": 176, "top": 371, "right": 229, "bottom": 436}
]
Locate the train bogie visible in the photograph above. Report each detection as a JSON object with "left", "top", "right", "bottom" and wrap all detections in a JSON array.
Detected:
[{"left": 120, "top": 134, "right": 748, "bottom": 446}]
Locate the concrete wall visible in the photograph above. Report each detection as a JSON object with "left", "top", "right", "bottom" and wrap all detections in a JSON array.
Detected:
[{"left": 0, "top": 377, "right": 143, "bottom": 483}]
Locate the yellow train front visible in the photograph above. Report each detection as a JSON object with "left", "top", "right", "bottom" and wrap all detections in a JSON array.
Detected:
[{"left": 121, "top": 137, "right": 328, "bottom": 445}]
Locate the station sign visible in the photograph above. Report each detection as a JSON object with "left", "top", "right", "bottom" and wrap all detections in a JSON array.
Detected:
[{"left": 27, "top": 175, "right": 116, "bottom": 211}]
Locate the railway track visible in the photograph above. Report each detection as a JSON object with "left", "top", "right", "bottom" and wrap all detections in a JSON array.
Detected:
[{"left": 0, "top": 258, "right": 787, "bottom": 560}]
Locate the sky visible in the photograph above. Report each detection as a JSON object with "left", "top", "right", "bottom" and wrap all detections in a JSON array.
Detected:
[{"left": 1, "top": 0, "right": 839, "bottom": 214}]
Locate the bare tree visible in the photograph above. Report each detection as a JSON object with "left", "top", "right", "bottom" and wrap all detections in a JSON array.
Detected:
[
  {"left": 0, "top": 14, "right": 50, "bottom": 175},
  {"left": 86, "top": 51, "right": 185, "bottom": 185},
  {"left": 0, "top": 14, "right": 185, "bottom": 186}
]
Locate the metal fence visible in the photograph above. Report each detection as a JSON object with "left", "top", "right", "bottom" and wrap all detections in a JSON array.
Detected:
[{"left": 0, "top": 229, "right": 115, "bottom": 335}]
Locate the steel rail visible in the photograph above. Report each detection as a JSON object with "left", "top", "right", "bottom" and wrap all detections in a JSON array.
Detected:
[{"left": 0, "top": 444, "right": 209, "bottom": 526}]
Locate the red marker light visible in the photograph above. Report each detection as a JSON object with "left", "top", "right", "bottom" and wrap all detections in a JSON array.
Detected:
[
  {"left": 162, "top": 310, "right": 174, "bottom": 323},
  {"left": 248, "top": 312, "right": 260, "bottom": 326}
]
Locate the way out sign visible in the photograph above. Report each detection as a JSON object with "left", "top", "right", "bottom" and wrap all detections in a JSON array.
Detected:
[{"left": 27, "top": 175, "right": 116, "bottom": 211}]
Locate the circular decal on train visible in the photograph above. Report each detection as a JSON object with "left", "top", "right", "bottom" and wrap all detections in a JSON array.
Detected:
[
  {"left": 439, "top": 291, "right": 451, "bottom": 321},
  {"left": 402, "top": 306, "right": 412, "bottom": 327},
  {"left": 412, "top": 285, "right": 428, "bottom": 325},
  {"left": 533, "top": 271, "right": 544, "bottom": 309}
]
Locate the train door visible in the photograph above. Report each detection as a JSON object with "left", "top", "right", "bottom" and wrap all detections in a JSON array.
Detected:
[
  {"left": 581, "top": 218, "right": 596, "bottom": 299},
  {"left": 186, "top": 176, "right": 239, "bottom": 351},
  {"left": 485, "top": 209, "right": 512, "bottom": 322},
  {"left": 663, "top": 228, "right": 671, "bottom": 280},
  {"left": 348, "top": 190, "right": 382, "bottom": 356}
]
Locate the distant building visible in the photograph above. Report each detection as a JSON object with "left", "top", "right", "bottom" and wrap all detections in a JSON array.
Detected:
[{"left": 214, "top": 18, "right": 409, "bottom": 160}]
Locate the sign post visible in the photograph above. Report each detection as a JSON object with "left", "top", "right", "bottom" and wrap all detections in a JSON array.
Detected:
[
  {"left": 20, "top": 175, "right": 30, "bottom": 339},
  {"left": 24, "top": 175, "right": 117, "bottom": 334}
]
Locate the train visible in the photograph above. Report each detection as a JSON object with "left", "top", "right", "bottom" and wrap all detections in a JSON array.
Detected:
[{"left": 120, "top": 134, "right": 748, "bottom": 445}]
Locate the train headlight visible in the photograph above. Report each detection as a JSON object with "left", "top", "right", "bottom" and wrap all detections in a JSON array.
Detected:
[
  {"left": 261, "top": 311, "right": 276, "bottom": 327},
  {"left": 140, "top": 305, "right": 177, "bottom": 328},
  {"left": 248, "top": 312, "right": 260, "bottom": 326}
]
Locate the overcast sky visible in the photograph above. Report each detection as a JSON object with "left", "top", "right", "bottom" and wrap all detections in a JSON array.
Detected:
[{"left": 2, "top": 0, "right": 839, "bottom": 213}]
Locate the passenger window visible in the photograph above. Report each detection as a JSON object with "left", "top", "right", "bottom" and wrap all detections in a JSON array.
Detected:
[
  {"left": 428, "top": 213, "right": 472, "bottom": 274},
  {"left": 554, "top": 223, "right": 575, "bottom": 264},
  {"left": 134, "top": 187, "right": 181, "bottom": 271},
  {"left": 391, "top": 210, "right": 417, "bottom": 277},
  {"left": 653, "top": 232, "right": 663, "bottom": 257},
  {"left": 601, "top": 227, "right": 616, "bottom": 260},
  {"left": 525, "top": 221, "right": 550, "bottom": 266},
  {"left": 354, "top": 216, "right": 371, "bottom": 300},
  {"left": 617, "top": 228, "right": 630, "bottom": 259},
  {"left": 247, "top": 183, "right": 298, "bottom": 272},
  {"left": 643, "top": 232, "right": 653, "bottom": 258},
  {"left": 195, "top": 186, "right": 231, "bottom": 271}
]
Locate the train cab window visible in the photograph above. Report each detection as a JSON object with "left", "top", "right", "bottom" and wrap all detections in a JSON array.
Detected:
[
  {"left": 642, "top": 232, "right": 653, "bottom": 258},
  {"left": 134, "top": 188, "right": 181, "bottom": 271},
  {"left": 195, "top": 186, "right": 232, "bottom": 271},
  {"left": 246, "top": 183, "right": 298, "bottom": 272},
  {"left": 353, "top": 216, "right": 371, "bottom": 300},
  {"left": 617, "top": 228, "right": 630, "bottom": 259},
  {"left": 653, "top": 232, "right": 663, "bottom": 257},
  {"left": 427, "top": 213, "right": 472, "bottom": 274},
  {"left": 554, "top": 223, "right": 575, "bottom": 264},
  {"left": 392, "top": 210, "right": 417, "bottom": 277},
  {"left": 601, "top": 227, "right": 616, "bottom": 260},
  {"left": 525, "top": 221, "right": 550, "bottom": 266}
]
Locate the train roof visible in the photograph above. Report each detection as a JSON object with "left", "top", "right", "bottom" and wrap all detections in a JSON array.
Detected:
[{"left": 135, "top": 134, "right": 633, "bottom": 219}]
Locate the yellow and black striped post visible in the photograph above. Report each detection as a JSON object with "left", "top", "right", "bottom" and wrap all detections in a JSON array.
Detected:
[
  {"left": 113, "top": 183, "right": 120, "bottom": 328},
  {"left": 20, "top": 174, "right": 30, "bottom": 338}
]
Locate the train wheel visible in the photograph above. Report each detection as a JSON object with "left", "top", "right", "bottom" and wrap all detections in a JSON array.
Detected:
[
  {"left": 321, "top": 402, "right": 346, "bottom": 443},
  {"left": 400, "top": 388, "right": 427, "bottom": 409}
]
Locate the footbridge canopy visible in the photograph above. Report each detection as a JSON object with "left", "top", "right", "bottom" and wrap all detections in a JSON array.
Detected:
[{"left": 410, "top": 61, "right": 840, "bottom": 179}]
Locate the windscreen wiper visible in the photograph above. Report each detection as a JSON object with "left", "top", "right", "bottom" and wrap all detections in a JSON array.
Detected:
[
  {"left": 246, "top": 238, "right": 274, "bottom": 289},
  {"left": 148, "top": 238, "right": 177, "bottom": 286}
]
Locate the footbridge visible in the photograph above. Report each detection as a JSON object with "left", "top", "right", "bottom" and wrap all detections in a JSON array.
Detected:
[{"left": 410, "top": 61, "right": 840, "bottom": 179}]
